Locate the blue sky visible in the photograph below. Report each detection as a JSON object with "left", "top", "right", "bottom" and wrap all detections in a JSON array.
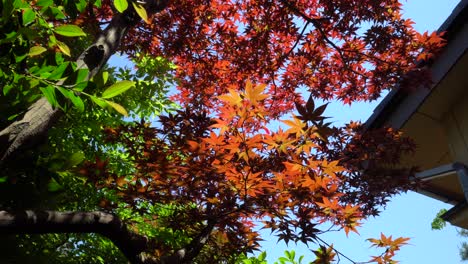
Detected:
[{"left": 257, "top": 0, "right": 464, "bottom": 263}]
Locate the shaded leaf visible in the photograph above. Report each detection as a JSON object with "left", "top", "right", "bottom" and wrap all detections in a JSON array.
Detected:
[
  {"left": 58, "top": 87, "right": 84, "bottom": 112},
  {"left": 40, "top": 86, "right": 58, "bottom": 107},
  {"left": 67, "top": 152, "right": 85, "bottom": 167}
]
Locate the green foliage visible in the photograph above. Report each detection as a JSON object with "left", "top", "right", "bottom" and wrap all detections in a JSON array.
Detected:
[
  {"left": 53, "top": 24, "right": 87, "bottom": 37},
  {"left": 114, "top": 0, "right": 128, "bottom": 13},
  {"left": 0, "top": 0, "right": 178, "bottom": 262},
  {"left": 431, "top": 208, "right": 448, "bottom": 230},
  {"left": 457, "top": 229, "right": 468, "bottom": 261},
  {"left": 237, "top": 251, "right": 267, "bottom": 264},
  {"left": 236, "top": 250, "right": 309, "bottom": 264},
  {"left": 102, "top": 80, "right": 135, "bottom": 99}
]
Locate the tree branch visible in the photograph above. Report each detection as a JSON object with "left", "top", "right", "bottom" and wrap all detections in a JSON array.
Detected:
[
  {"left": 0, "top": 210, "right": 150, "bottom": 264},
  {"left": 159, "top": 219, "right": 217, "bottom": 264},
  {"left": 0, "top": 210, "right": 216, "bottom": 264}
]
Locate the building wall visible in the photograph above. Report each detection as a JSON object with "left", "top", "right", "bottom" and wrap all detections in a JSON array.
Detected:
[{"left": 444, "top": 92, "right": 468, "bottom": 163}]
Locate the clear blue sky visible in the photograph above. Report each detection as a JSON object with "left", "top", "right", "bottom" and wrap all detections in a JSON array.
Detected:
[{"left": 257, "top": 0, "right": 464, "bottom": 263}]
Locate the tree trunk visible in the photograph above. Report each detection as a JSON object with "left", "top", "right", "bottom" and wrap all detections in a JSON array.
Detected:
[
  {"left": 0, "top": 1, "right": 168, "bottom": 166},
  {"left": 0, "top": 210, "right": 150, "bottom": 264},
  {"left": 0, "top": 210, "right": 216, "bottom": 264}
]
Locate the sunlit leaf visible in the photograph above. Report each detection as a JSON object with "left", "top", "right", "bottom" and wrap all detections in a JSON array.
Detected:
[
  {"left": 54, "top": 25, "right": 86, "bottom": 37},
  {"left": 113, "top": 0, "right": 128, "bottom": 13},
  {"left": 132, "top": 2, "right": 149, "bottom": 23},
  {"left": 28, "top": 46, "right": 47, "bottom": 57},
  {"left": 22, "top": 7, "right": 35, "bottom": 26},
  {"left": 56, "top": 41, "right": 71, "bottom": 57},
  {"left": 106, "top": 100, "right": 128, "bottom": 116},
  {"left": 102, "top": 80, "right": 135, "bottom": 99}
]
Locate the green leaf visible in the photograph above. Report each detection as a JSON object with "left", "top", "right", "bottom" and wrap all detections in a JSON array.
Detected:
[
  {"left": 22, "top": 7, "right": 36, "bottom": 26},
  {"left": 40, "top": 86, "right": 58, "bottom": 107},
  {"left": 106, "top": 100, "right": 128, "bottom": 116},
  {"left": 90, "top": 95, "right": 109, "bottom": 109},
  {"left": 47, "top": 178, "right": 63, "bottom": 192},
  {"left": 56, "top": 41, "right": 71, "bottom": 57},
  {"left": 93, "top": 71, "right": 109, "bottom": 88},
  {"left": 94, "top": 0, "right": 102, "bottom": 8},
  {"left": 113, "top": 0, "right": 128, "bottom": 13},
  {"left": 3, "top": 84, "right": 14, "bottom": 96},
  {"left": 7, "top": 113, "right": 20, "bottom": 121},
  {"left": 36, "top": 0, "right": 53, "bottom": 7},
  {"left": 75, "top": 68, "right": 89, "bottom": 83},
  {"left": 67, "top": 152, "right": 85, "bottom": 167},
  {"left": 2, "top": 0, "right": 14, "bottom": 19},
  {"left": 58, "top": 87, "right": 85, "bottom": 112},
  {"left": 258, "top": 252, "right": 267, "bottom": 261},
  {"left": 49, "top": 6, "right": 66, "bottom": 19},
  {"left": 0, "top": 176, "right": 8, "bottom": 183},
  {"left": 132, "top": 1, "right": 149, "bottom": 23},
  {"left": 76, "top": 0, "right": 87, "bottom": 12},
  {"left": 54, "top": 24, "right": 86, "bottom": 37},
  {"left": 13, "top": 0, "right": 28, "bottom": 8},
  {"left": 73, "top": 81, "right": 88, "bottom": 92},
  {"left": 48, "top": 62, "right": 70, "bottom": 80},
  {"left": 102, "top": 80, "right": 135, "bottom": 99},
  {"left": 28, "top": 46, "right": 47, "bottom": 57},
  {"left": 431, "top": 208, "right": 448, "bottom": 230}
]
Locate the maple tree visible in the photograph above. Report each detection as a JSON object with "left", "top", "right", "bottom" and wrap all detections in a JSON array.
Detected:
[{"left": 0, "top": 0, "right": 446, "bottom": 263}]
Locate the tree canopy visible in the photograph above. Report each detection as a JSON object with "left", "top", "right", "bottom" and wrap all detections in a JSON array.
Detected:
[{"left": 0, "top": 0, "right": 445, "bottom": 263}]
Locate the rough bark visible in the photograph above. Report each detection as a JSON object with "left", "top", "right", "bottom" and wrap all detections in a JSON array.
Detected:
[
  {"left": 0, "top": 0, "right": 168, "bottom": 166},
  {"left": 0, "top": 210, "right": 216, "bottom": 264},
  {"left": 0, "top": 210, "right": 149, "bottom": 263}
]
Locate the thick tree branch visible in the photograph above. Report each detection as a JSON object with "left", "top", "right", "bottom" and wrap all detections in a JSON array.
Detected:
[
  {"left": 0, "top": 210, "right": 150, "bottom": 264},
  {"left": 0, "top": 210, "right": 217, "bottom": 264},
  {"left": 160, "top": 219, "right": 217, "bottom": 264}
]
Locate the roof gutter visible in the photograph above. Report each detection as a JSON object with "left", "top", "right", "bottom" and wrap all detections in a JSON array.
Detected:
[{"left": 365, "top": 0, "right": 468, "bottom": 130}]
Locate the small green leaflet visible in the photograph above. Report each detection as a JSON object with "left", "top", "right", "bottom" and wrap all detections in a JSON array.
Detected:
[
  {"left": 102, "top": 80, "right": 135, "bottom": 99},
  {"left": 47, "top": 178, "right": 63, "bottom": 192},
  {"left": 40, "top": 86, "right": 58, "bottom": 107},
  {"left": 90, "top": 95, "right": 109, "bottom": 108},
  {"left": 113, "top": 0, "right": 128, "bottom": 13},
  {"left": 106, "top": 100, "right": 128, "bottom": 116},
  {"left": 58, "top": 87, "right": 84, "bottom": 112},
  {"left": 36, "top": 0, "right": 53, "bottom": 7},
  {"left": 67, "top": 152, "right": 85, "bottom": 167},
  {"left": 56, "top": 41, "right": 71, "bottom": 56},
  {"left": 53, "top": 25, "right": 86, "bottom": 37},
  {"left": 132, "top": 2, "right": 149, "bottom": 23},
  {"left": 22, "top": 7, "right": 35, "bottom": 26},
  {"left": 28, "top": 46, "right": 47, "bottom": 56}
]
